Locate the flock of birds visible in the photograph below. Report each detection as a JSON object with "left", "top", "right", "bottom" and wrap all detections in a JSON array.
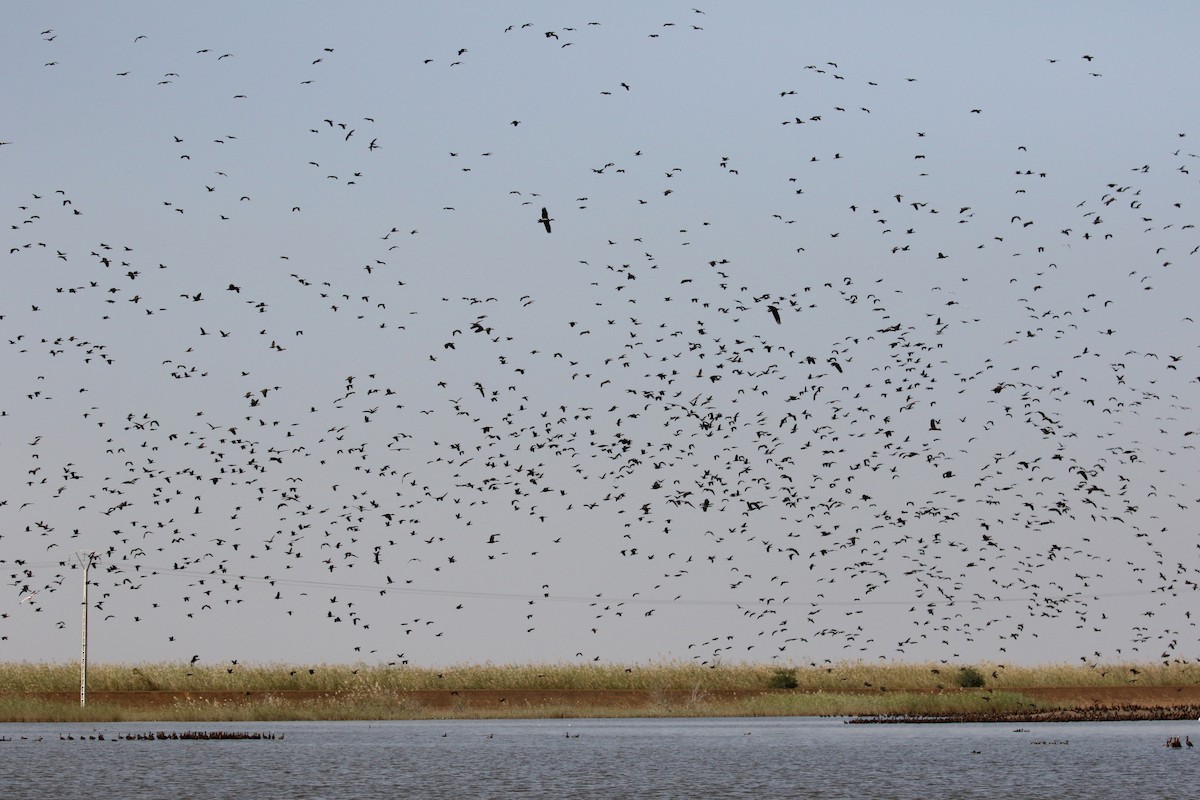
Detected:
[{"left": 2, "top": 6, "right": 1199, "bottom": 669}]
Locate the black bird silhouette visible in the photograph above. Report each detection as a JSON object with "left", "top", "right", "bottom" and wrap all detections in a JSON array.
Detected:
[{"left": 538, "top": 207, "right": 553, "bottom": 233}]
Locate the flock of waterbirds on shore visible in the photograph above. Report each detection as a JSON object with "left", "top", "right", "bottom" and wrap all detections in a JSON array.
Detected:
[{"left": 2, "top": 5, "right": 1199, "bottom": 669}]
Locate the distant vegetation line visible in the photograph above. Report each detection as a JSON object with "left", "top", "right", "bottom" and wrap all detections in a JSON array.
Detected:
[{"left": 1, "top": 660, "right": 1195, "bottom": 693}]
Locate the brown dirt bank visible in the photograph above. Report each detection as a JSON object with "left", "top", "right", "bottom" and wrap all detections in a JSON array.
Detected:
[
  {"left": 850, "top": 686, "right": 1200, "bottom": 723},
  {"left": 849, "top": 708, "right": 1200, "bottom": 723},
  {"left": 8, "top": 685, "right": 1200, "bottom": 720}
]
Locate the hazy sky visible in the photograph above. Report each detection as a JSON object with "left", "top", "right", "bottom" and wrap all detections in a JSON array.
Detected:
[{"left": 3, "top": 2, "right": 1199, "bottom": 669}]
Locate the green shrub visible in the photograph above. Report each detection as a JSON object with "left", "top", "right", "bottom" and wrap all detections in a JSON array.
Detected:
[
  {"left": 957, "top": 666, "right": 986, "bottom": 688},
  {"left": 768, "top": 668, "right": 799, "bottom": 689}
]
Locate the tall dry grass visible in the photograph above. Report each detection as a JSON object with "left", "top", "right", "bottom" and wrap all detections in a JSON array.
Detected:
[
  {"left": 737, "top": 690, "right": 1045, "bottom": 718},
  {"left": 1, "top": 659, "right": 1196, "bottom": 694}
]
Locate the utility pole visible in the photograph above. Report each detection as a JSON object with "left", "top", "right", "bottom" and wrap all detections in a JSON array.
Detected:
[{"left": 74, "top": 551, "right": 98, "bottom": 707}]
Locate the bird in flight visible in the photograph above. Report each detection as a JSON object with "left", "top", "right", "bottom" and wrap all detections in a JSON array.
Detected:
[{"left": 538, "top": 207, "right": 553, "bottom": 233}]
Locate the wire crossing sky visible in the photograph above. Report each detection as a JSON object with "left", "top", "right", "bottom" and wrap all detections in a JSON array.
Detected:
[{"left": 2, "top": 2, "right": 1199, "bottom": 667}]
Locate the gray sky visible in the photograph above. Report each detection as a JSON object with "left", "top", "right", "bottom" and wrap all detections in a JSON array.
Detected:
[{"left": 2, "top": 1, "right": 1199, "bottom": 669}]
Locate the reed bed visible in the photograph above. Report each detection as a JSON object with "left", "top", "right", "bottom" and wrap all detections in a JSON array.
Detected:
[
  {"left": 1, "top": 660, "right": 1197, "bottom": 694},
  {"left": 736, "top": 690, "right": 1051, "bottom": 719},
  {"left": 1, "top": 656, "right": 1184, "bottom": 722}
]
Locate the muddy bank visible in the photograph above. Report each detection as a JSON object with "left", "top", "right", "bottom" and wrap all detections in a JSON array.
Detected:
[
  {"left": 5, "top": 686, "right": 1200, "bottom": 721},
  {"left": 849, "top": 706, "right": 1200, "bottom": 724},
  {"left": 848, "top": 686, "right": 1200, "bottom": 723}
]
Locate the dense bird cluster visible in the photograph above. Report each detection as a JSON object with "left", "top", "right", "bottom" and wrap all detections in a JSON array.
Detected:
[{"left": 2, "top": 6, "right": 1198, "bottom": 668}]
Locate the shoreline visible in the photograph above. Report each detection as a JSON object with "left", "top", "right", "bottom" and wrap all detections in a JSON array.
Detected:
[{"left": 4, "top": 686, "right": 1200, "bottom": 723}]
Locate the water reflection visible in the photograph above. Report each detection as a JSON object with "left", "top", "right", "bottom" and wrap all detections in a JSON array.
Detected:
[{"left": 0, "top": 718, "right": 1195, "bottom": 799}]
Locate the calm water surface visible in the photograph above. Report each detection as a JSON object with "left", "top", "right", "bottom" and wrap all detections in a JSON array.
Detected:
[{"left": 0, "top": 717, "right": 1196, "bottom": 799}]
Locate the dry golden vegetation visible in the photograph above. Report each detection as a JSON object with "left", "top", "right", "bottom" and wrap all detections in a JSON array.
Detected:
[
  {"left": 1, "top": 659, "right": 1196, "bottom": 692},
  {"left": 1, "top": 660, "right": 1197, "bottom": 722}
]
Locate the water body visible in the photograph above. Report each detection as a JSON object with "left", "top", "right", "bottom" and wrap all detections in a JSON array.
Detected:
[{"left": 0, "top": 717, "right": 1195, "bottom": 799}]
